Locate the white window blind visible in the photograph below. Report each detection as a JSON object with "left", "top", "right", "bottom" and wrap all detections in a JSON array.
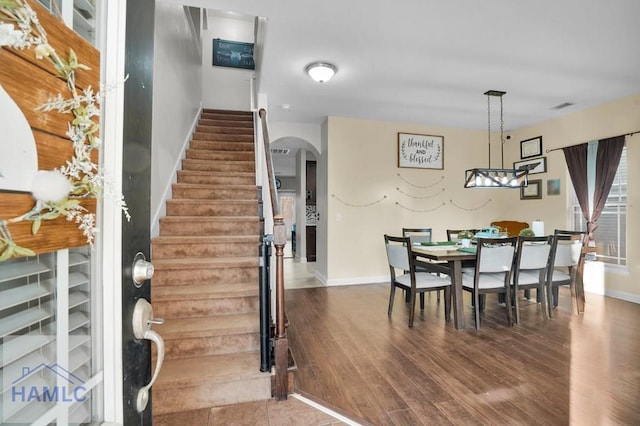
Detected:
[{"left": 0, "top": 246, "right": 100, "bottom": 424}]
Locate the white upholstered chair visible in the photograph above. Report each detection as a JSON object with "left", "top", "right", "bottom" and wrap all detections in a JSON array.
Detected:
[
  {"left": 512, "top": 235, "right": 553, "bottom": 323},
  {"left": 384, "top": 235, "right": 452, "bottom": 327},
  {"left": 462, "top": 237, "right": 517, "bottom": 329}
]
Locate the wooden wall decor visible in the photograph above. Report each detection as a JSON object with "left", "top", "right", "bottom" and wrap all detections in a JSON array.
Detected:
[{"left": 0, "top": 0, "right": 102, "bottom": 258}]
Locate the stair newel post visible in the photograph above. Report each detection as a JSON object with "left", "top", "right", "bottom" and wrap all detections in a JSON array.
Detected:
[
  {"left": 273, "top": 214, "right": 289, "bottom": 399},
  {"left": 259, "top": 235, "right": 272, "bottom": 372}
]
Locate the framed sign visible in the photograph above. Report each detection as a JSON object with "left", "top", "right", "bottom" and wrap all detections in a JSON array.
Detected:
[
  {"left": 520, "top": 136, "right": 542, "bottom": 159},
  {"left": 521, "top": 179, "right": 542, "bottom": 200},
  {"left": 514, "top": 156, "right": 547, "bottom": 175},
  {"left": 212, "top": 38, "right": 255, "bottom": 70},
  {"left": 398, "top": 132, "right": 444, "bottom": 169}
]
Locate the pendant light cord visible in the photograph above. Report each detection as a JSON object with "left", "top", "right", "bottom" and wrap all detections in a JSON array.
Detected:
[
  {"left": 487, "top": 94, "right": 491, "bottom": 168},
  {"left": 500, "top": 95, "right": 504, "bottom": 168}
]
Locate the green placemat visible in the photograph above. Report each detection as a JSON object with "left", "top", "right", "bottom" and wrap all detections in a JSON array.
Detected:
[
  {"left": 457, "top": 247, "right": 477, "bottom": 253},
  {"left": 421, "top": 241, "right": 456, "bottom": 246}
]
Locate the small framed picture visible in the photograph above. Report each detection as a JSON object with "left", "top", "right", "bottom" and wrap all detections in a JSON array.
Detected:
[
  {"left": 521, "top": 179, "right": 542, "bottom": 200},
  {"left": 513, "top": 157, "right": 547, "bottom": 175},
  {"left": 547, "top": 179, "right": 560, "bottom": 196},
  {"left": 520, "top": 136, "right": 542, "bottom": 159}
]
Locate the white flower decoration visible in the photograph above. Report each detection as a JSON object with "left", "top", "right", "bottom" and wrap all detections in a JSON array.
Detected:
[
  {"left": 31, "top": 170, "right": 72, "bottom": 203},
  {"left": 0, "top": 23, "right": 22, "bottom": 47},
  {"left": 34, "top": 42, "right": 54, "bottom": 59}
]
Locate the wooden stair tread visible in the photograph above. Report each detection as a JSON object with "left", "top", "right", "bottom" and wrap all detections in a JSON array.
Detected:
[
  {"left": 178, "top": 170, "right": 254, "bottom": 177},
  {"left": 160, "top": 216, "right": 260, "bottom": 222},
  {"left": 153, "top": 256, "right": 258, "bottom": 269},
  {"left": 155, "top": 352, "right": 266, "bottom": 388},
  {"left": 172, "top": 183, "right": 257, "bottom": 189},
  {"left": 152, "top": 235, "right": 260, "bottom": 244},
  {"left": 165, "top": 199, "right": 258, "bottom": 205},
  {"left": 153, "top": 282, "right": 258, "bottom": 300},
  {"left": 202, "top": 108, "right": 252, "bottom": 115},
  {"left": 157, "top": 313, "right": 258, "bottom": 338},
  {"left": 182, "top": 159, "right": 254, "bottom": 166}
]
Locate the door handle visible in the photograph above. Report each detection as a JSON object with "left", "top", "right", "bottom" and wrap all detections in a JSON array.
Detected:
[{"left": 132, "top": 298, "right": 165, "bottom": 412}]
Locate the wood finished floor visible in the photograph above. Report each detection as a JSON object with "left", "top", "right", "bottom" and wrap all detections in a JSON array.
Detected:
[{"left": 286, "top": 284, "right": 640, "bottom": 425}]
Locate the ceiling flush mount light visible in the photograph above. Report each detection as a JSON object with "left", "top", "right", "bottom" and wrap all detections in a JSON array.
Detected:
[
  {"left": 305, "top": 62, "right": 337, "bottom": 83},
  {"left": 464, "top": 90, "right": 529, "bottom": 189}
]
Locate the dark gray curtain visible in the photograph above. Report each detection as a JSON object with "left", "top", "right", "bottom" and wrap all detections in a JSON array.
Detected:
[
  {"left": 563, "top": 136, "right": 625, "bottom": 241},
  {"left": 592, "top": 136, "right": 625, "bottom": 232},
  {"left": 562, "top": 143, "right": 589, "bottom": 226}
]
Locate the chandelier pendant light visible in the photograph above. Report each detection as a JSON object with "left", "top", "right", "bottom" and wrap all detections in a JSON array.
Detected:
[{"left": 464, "top": 90, "right": 529, "bottom": 188}]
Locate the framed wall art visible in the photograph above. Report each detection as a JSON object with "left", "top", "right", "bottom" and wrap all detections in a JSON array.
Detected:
[
  {"left": 513, "top": 156, "right": 547, "bottom": 174},
  {"left": 397, "top": 132, "right": 444, "bottom": 169},
  {"left": 212, "top": 38, "right": 255, "bottom": 70},
  {"left": 520, "top": 136, "right": 542, "bottom": 159},
  {"left": 521, "top": 179, "right": 542, "bottom": 200},
  {"left": 547, "top": 178, "right": 561, "bottom": 195}
]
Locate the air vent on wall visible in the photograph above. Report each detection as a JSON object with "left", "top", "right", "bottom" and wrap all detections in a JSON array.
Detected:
[
  {"left": 270, "top": 148, "right": 290, "bottom": 155},
  {"left": 551, "top": 102, "right": 574, "bottom": 110}
]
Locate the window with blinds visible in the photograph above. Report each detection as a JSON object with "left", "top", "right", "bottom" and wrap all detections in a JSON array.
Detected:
[
  {"left": 570, "top": 145, "right": 627, "bottom": 265},
  {"left": 36, "top": 0, "right": 97, "bottom": 46},
  {"left": 0, "top": 246, "right": 100, "bottom": 424}
]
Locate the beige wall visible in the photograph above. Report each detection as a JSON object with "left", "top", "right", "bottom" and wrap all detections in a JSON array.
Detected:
[{"left": 322, "top": 94, "right": 640, "bottom": 301}]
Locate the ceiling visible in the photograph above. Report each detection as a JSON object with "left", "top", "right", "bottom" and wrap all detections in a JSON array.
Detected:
[{"left": 176, "top": 0, "right": 640, "bottom": 133}]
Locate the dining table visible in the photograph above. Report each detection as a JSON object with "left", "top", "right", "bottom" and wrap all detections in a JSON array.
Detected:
[{"left": 411, "top": 244, "right": 477, "bottom": 330}]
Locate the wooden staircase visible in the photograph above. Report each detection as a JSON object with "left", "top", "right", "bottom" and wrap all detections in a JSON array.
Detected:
[{"left": 151, "top": 109, "right": 272, "bottom": 420}]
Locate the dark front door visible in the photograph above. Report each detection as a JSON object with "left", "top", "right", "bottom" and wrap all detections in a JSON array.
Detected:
[{"left": 121, "top": 0, "right": 155, "bottom": 423}]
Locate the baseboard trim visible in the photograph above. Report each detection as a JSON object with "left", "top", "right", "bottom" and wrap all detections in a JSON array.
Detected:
[{"left": 324, "top": 275, "right": 387, "bottom": 287}]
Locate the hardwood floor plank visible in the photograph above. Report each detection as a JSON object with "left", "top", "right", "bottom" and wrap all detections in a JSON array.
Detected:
[{"left": 287, "top": 283, "right": 640, "bottom": 425}]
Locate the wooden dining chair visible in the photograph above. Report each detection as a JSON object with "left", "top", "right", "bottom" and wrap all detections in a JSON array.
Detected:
[
  {"left": 446, "top": 229, "right": 479, "bottom": 242},
  {"left": 461, "top": 237, "right": 517, "bottom": 329},
  {"left": 512, "top": 235, "right": 553, "bottom": 324},
  {"left": 402, "top": 227, "right": 433, "bottom": 245},
  {"left": 546, "top": 231, "right": 586, "bottom": 316},
  {"left": 384, "top": 235, "right": 452, "bottom": 327}
]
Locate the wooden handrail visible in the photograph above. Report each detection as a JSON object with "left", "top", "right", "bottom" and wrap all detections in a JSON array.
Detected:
[
  {"left": 257, "top": 108, "right": 289, "bottom": 400},
  {"left": 258, "top": 108, "right": 280, "bottom": 216}
]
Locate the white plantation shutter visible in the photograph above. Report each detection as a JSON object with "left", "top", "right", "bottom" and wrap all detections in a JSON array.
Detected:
[{"left": 0, "top": 246, "right": 98, "bottom": 424}]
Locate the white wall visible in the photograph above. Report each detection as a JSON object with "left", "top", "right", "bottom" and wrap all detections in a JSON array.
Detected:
[
  {"left": 201, "top": 13, "right": 254, "bottom": 111},
  {"left": 324, "top": 117, "right": 500, "bottom": 285},
  {"left": 151, "top": 3, "right": 203, "bottom": 236}
]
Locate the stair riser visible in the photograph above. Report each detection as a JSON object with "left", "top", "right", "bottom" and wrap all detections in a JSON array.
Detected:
[
  {"left": 192, "top": 132, "right": 253, "bottom": 142},
  {"left": 153, "top": 376, "right": 271, "bottom": 416},
  {"left": 200, "top": 112, "right": 253, "bottom": 121},
  {"left": 176, "top": 173, "right": 254, "bottom": 186},
  {"left": 195, "top": 125, "right": 253, "bottom": 135},
  {"left": 152, "top": 267, "right": 259, "bottom": 286},
  {"left": 172, "top": 187, "right": 257, "bottom": 200},
  {"left": 160, "top": 332, "right": 259, "bottom": 361},
  {"left": 198, "top": 119, "right": 253, "bottom": 128},
  {"left": 182, "top": 160, "right": 255, "bottom": 173},
  {"left": 186, "top": 150, "right": 254, "bottom": 162},
  {"left": 152, "top": 241, "right": 257, "bottom": 259},
  {"left": 155, "top": 296, "right": 259, "bottom": 319},
  {"left": 189, "top": 140, "right": 254, "bottom": 152},
  {"left": 166, "top": 202, "right": 258, "bottom": 217},
  {"left": 159, "top": 221, "right": 260, "bottom": 236}
]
